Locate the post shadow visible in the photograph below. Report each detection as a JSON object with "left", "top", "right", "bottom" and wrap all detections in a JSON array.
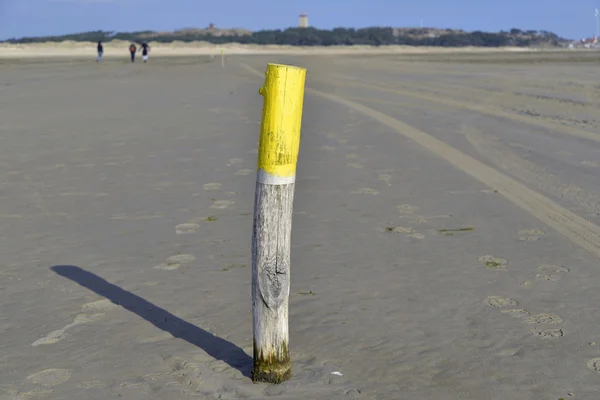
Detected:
[{"left": 50, "top": 265, "right": 252, "bottom": 377}]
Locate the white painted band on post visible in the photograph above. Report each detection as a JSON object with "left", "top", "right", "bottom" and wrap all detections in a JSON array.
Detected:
[{"left": 257, "top": 170, "right": 296, "bottom": 185}]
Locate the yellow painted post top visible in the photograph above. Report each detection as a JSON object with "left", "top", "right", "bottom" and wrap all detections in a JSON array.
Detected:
[{"left": 258, "top": 63, "right": 307, "bottom": 178}]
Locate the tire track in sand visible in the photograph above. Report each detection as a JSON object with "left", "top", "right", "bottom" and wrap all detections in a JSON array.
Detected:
[
  {"left": 338, "top": 60, "right": 600, "bottom": 110},
  {"left": 462, "top": 125, "right": 600, "bottom": 218},
  {"left": 239, "top": 63, "right": 600, "bottom": 259},
  {"left": 319, "top": 74, "right": 600, "bottom": 145}
]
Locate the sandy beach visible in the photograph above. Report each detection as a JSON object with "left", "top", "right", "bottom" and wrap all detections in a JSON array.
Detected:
[
  {"left": 1, "top": 48, "right": 600, "bottom": 399},
  {"left": 0, "top": 40, "right": 540, "bottom": 59}
]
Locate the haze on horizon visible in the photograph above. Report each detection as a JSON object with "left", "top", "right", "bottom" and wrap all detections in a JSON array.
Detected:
[{"left": 0, "top": 0, "right": 598, "bottom": 41}]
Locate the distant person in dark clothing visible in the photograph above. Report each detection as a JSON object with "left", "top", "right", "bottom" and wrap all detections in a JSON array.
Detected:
[
  {"left": 129, "top": 43, "right": 137, "bottom": 63},
  {"left": 140, "top": 42, "right": 150, "bottom": 63},
  {"left": 97, "top": 41, "right": 103, "bottom": 62}
]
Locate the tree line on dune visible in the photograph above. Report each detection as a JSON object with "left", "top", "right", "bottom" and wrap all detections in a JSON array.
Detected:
[{"left": 2, "top": 27, "right": 565, "bottom": 47}]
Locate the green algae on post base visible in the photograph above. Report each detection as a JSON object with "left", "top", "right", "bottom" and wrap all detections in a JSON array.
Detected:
[
  {"left": 252, "top": 340, "right": 291, "bottom": 384},
  {"left": 252, "top": 364, "right": 291, "bottom": 384}
]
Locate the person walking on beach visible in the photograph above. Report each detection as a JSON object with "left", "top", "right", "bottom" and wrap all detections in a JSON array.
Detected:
[
  {"left": 129, "top": 43, "right": 137, "bottom": 63},
  {"left": 97, "top": 41, "right": 103, "bottom": 62},
  {"left": 140, "top": 42, "right": 150, "bottom": 63}
]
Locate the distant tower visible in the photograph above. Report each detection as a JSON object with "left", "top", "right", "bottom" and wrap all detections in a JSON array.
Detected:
[{"left": 299, "top": 12, "right": 309, "bottom": 28}]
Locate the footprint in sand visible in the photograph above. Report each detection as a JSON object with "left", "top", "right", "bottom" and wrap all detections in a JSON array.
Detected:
[
  {"left": 353, "top": 188, "right": 379, "bottom": 195},
  {"left": 535, "top": 264, "right": 569, "bottom": 281},
  {"left": 479, "top": 255, "right": 508, "bottom": 271},
  {"left": 385, "top": 226, "right": 425, "bottom": 239},
  {"left": 484, "top": 296, "right": 518, "bottom": 308},
  {"left": 32, "top": 301, "right": 112, "bottom": 346},
  {"left": 176, "top": 223, "right": 200, "bottom": 235},
  {"left": 497, "top": 348, "right": 521, "bottom": 356},
  {"left": 163, "top": 357, "right": 204, "bottom": 392},
  {"left": 155, "top": 254, "right": 196, "bottom": 271},
  {"left": 398, "top": 215, "right": 428, "bottom": 225},
  {"left": 234, "top": 169, "right": 253, "bottom": 176},
  {"left": 500, "top": 308, "right": 565, "bottom": 339},
  {"left": 81, "top": 299, "right": 118, "bottom": 313},
  {"left": 32, "top": 328, "right": 70, "bottom": 346},
  {"left": 525, "top": 313, "right": 565, "bottom": 325},
  {"left": 518, "top": 228, "right": 545, "bottom": 241},
  {"left": 210, "top": 200, "right": 235, "bottom": 209},
  {"left": 531, "top": 328, "right": 564, "bottom": 339},
  {"left": 397, "top": 204, "right": 418, "bottom": 214},
  {"left": 587, "top": 358, "right": 600, "bottom": 372},
  {"left": 25, "top": 369, "right": 72, "bottom": 387},
  {"left": 203, "top": 183, "right": 222, "bottom": 191},
  {"left": 345, "top": 154, "right": 358, "bottom": 160},
  {"left": 347, "top": 163, "right": 364, "bottom": 168},
  {"left": 386, "top": 226, "right": 412, "bottom": 234},
  {"left": 581, "top": 161, "right": 599, "bottom": 167}
]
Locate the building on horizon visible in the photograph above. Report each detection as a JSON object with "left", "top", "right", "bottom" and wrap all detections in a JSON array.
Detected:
[
  {"left": 570, "top": 36, "right": 599, "bottom": 48},
  {"left": 299, "top": 12, "right": 308, "bottom": 28}
]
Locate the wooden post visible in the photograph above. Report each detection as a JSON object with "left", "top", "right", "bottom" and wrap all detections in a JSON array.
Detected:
[
  {"left": 251, "top": 63, "right": 306, "bottom": 384},
  {"left": 220, "top": 49, "right": 225, "bottom": 67}
]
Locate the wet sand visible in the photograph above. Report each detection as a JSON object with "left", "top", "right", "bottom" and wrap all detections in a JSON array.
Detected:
[{"left": 1, "top": 51, "right": 600, "bottom": 399}]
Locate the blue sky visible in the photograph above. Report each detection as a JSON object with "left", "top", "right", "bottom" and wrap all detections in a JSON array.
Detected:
[{"left": 0, "top": 0, "right": 598, "bottom": 40}]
